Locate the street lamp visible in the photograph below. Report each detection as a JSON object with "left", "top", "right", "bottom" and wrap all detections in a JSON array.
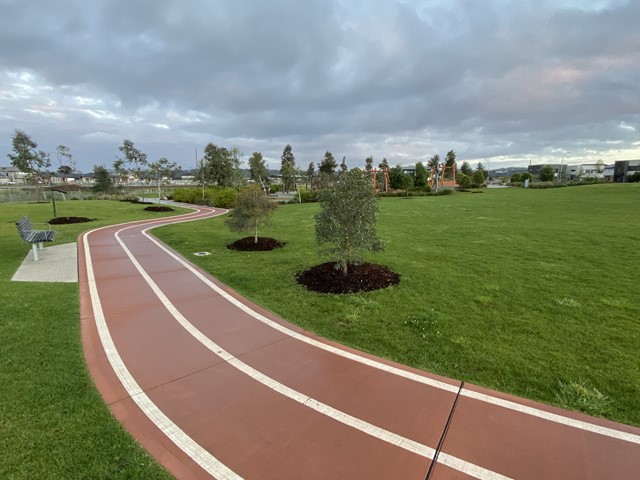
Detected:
[{"left": 558, "top": 151, "right": 570, "bottom": 183}]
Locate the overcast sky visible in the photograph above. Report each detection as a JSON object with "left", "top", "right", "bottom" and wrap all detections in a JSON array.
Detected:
[{"left": 1, "top": 0, "right": 639, "bottom": 172}]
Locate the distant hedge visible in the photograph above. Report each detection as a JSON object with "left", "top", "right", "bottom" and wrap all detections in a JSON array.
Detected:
[{"left": 172, "top": 187, "right": 237, "bottom": 208}]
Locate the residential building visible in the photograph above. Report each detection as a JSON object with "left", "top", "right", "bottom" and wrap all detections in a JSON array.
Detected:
[{"left": 613, "top": 160, "right": 640, "bottom": 182}]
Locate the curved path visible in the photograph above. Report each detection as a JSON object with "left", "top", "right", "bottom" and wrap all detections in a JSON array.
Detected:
[{"left": 79, "top": 206, "right": 640, "bottom": 479}]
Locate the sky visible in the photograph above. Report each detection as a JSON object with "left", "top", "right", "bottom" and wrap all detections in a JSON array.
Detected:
[{"left": 1, "top": 0, "right": 639, "bottom": 173}]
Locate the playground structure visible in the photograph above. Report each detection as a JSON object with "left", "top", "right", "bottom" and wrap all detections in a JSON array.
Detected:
[
  {"left": 429, "top": 162, "right": 457, "bottom": 188},
  {"left": 370, "top": 167, "right": 390, "bottom": 193}
]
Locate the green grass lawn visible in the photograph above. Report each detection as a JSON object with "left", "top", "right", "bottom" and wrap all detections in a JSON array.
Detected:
[
  {"left": 154, "top": 184, "right": 640, "bottom": 426},
  {"left": 0, "top": 200, "right": 186, "bottom": 479}
]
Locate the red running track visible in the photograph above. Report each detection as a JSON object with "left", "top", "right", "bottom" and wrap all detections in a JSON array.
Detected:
[{"left": 79, "top": 206, "right": 640, "bottom": 479}]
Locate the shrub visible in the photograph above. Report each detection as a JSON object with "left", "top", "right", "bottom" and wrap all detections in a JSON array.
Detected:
[
  {"left": 288, "top": 189, "right": 321, "bottom": 203},
  {"left": 269, "top": 184, "right": 282, "bottom": 193},
  {"left": 529, "top": 182, "right": 556, "bottom": 189},
  {"left": 172, "top": 187, "right": 237, "bottom": 208}
]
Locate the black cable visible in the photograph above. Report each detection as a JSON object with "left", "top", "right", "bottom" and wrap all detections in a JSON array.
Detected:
[{"left": 425, "top": 382, "right": 464, "bottom": 480}]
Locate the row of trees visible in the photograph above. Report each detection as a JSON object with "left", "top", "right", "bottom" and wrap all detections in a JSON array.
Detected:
[
  {"left": 227, "top": 168, "right": 383, "bottom": 276},
  {"left": 7, "top": 131, "right": 484, "bottom": 197}
]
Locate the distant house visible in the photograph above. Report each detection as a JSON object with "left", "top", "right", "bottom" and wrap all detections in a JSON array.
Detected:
[
  {"left": 0, "top": 166, "right": 26, "bottom": 184},
  {"left": 613, "top": 160, "right": 640, "bottom": 182}
]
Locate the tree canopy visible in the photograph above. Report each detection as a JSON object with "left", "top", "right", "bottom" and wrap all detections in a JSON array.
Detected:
[
  {"left": 249, "top": 151, "right": 269, "bottom": 186},
  {"left": 117, "top": 139, "right": 148, "bottom": 181},
  {"left": 315, "top": 169, "right": 384, "bottom": 276},
  {"left": 202, "top": 143, "right": 242, "bottom": 187},
  {"left": 7, "top": 130, "right": 51, "bottom": 184},
  {"left": 540, "top": 164, "right": 555, "bottom": 182},
  {"left": 280, "top": 144, "right": 296, "bottom": 192},
  {"left": 414, "top": 162, "right": 428, "bottom": 188},
  {"left": 226, "top": 185, "right": 276, "bottom": 243}
]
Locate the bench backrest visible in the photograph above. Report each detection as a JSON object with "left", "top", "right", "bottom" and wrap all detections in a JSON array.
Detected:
[{"left": 15, "top": 215, "right": 34, "bottom": 241}]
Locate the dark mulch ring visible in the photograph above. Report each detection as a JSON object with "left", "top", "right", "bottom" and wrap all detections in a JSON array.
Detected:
[
  {"left": 296, "top": 261, "right": 400, "bottom": 294},
  {"left": 49, "top": 216, "right": 96, "bottom": 224},
  {"left": 227, "top": 236, "right": 286, "bottom": 252},
  {"left": 144, "top": 205, "right": 174, "bottom": 212}
]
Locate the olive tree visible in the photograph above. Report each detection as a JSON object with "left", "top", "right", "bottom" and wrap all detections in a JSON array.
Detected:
[
  {"left": 315, "top": 169, "right": 384, "bottom": 276},
  {"left": 225, "top": 184, "right": 276, "bottom": 243}
]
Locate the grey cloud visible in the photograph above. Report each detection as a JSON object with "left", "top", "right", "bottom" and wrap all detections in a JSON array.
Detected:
[{"left": 1, "top": 0, "right": 639, "bottom": 170}]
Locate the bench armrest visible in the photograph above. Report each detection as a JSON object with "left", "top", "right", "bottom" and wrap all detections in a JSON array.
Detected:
[{"left": 31, "top": 222, "right": 52, "bottom": 231}]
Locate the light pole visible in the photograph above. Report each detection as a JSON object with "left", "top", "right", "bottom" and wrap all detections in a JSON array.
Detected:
[{"left": 558, "top": 151, "right": 570, "bottom": 184}]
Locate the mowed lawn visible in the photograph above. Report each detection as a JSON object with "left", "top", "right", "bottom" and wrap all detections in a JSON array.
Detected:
[
  {"left": 0, "top": 200, "right": 184, "bottom": 479},
  {"left": 155, "top": 184, "right": 640, "bottom": 426}
]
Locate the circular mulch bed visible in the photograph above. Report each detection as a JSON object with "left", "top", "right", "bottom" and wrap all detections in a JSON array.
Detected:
[
  {"left": 296, "top": 262, "right": 400, "bottom": 294},
  {"left": 144, "top": 205, "right": 174, "bottom": 212},
  {"left": 227, "top": 236, "right": 286, "bottom": 252},
  {"left": 49, "top": 216, "right": 96, "bottom": 225}
]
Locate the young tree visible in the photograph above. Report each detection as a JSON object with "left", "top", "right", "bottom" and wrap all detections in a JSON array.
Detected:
[
  {"left": 428, "top": 154, "right": 441, "bottom": 193},
  {"left": 315, "top": 169, "right": 384, "bottom": 276},
  {"left": 112, "top": 158, "right": 129, "bottom": 188},
  {"left": 202, "top": 143, "right": 242, "bottom": 187},
  {"left": 521, "top": 171, "right": 533, "bottom": 182},
  {"left": 510, "top": 172, "right": 523, "bottom": 183},
  {"left": 306, "top": 162, "right": 315, "bottom": 189},
  {"left": 374, "top": 158, "right": 390, "bottom": 191},
  {"left": 414, "top": 161, "right": 428, "bottom": 188},
  {"left": 457, "top": 172, "right": 472, "bottom": 190},
  {"left": 225, "top": 184, "right": 276, "bottom": 243},
  {"left": 389, "top": 164, "right": 405, "bottom": 189},
  {"left": 444, "top": 150, "right": 456, "bottom": 179},
  {"left": 319, "top": 150, "right": 337, "bottom": 175},
  {"left": 7, "top": 130, "right": 51, "bottom": 197},
  {"left": 280, "top": 144, "right": 296, "bottom": 192},
  {"left": 595, "top": 159, "right": 605, "bottom": 181},
  {"left": 540, "top": 164, "right": 555, "bottom": 182},
  {"left": 339, "top": 156, "right": 348, "bottom": 174},
  {"left": 364, "top": 156, "right": 374, "bottom": 172},
  {"left": 472, "top": 169, "right": 486, "bottom": 188},
  {"left": 401, "top": 171, "right": 414, "bottom": 195},
  {"left": 460, "top": 161, "right": 473, "bottom": 176},
  {"left": 318, "top": 150, "right": 337, "bottom": 187},
  {"left": 117, "top": 139, "right": 148, "bottom": 184},
  {"left": 56, "top": 144, "right": 75, "bottom": 173},
  {"left": 148, "top": 157, "right": 180, "bottom": 203},
  {"left": 92, "top": 165, "right": 113, "bottom": 193},
  {"left": 248, "top": 151, "right": 269, "bottom": 188},
  {"left": 476, "top": 162, "right": 488, "bottom": 181}
]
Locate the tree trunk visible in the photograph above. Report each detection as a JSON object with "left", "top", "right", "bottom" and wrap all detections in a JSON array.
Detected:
[
  {"left": 254, "top": 222, "right": 258, "bottom": 244},
  {"left": 341, "top": 258, "right": 348, "bottom": 276}
]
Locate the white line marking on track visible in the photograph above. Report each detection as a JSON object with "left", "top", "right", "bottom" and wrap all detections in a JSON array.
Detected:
[
  {"left": 139, "top": 221, "right": 640, "bottom": 447},
  {"left": 113, "top": 222, "right": 513, "bottom": 480},
  {"left": 83, "top": 209, "right": 243, "bottom": 480}
]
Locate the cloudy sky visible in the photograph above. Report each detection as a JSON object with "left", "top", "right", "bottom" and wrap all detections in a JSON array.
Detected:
[{"left": 1, "top": 0, "right": 639, "bottom": 172}]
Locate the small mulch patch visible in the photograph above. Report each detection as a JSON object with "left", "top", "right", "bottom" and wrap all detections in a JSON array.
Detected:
[
  {"left": 144, "top": 205, "right": 174, "bottom": 212},
  {"left": 227, "top": 236, "right": 286, "bottom": 252},
  {"left": 296, "top": 262, "right": 400, "bottom": 294},
  {"left": 49, "top": 216, "right": 96, "bottom": 225}
]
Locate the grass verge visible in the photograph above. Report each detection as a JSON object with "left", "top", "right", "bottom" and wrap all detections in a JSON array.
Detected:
[
  {"left": 154, "top": 184, "right": 640, "bottom": 426},
  {"left": 0, "top": 200, "right": 187, "bottom": 479}
]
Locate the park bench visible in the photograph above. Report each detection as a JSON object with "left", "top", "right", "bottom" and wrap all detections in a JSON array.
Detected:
[{"left": 15, "top": 215, "right": 56, "bottom": 261}]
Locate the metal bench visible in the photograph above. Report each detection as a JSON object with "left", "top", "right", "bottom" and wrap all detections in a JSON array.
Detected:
[{"left": 15, "top": 215, "right": 56, "bottom": 261}]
